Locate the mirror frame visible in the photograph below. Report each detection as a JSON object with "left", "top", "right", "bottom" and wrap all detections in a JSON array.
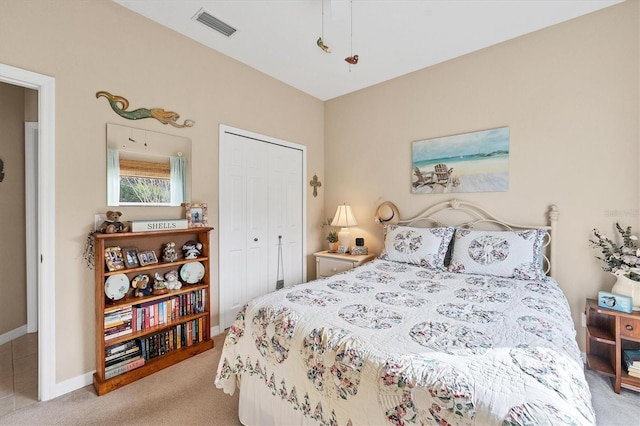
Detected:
[{"left": 106, "top": 123, "right": 191, "bottom": 207}]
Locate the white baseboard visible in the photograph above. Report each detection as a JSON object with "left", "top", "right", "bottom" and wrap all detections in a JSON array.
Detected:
[
  {"left": 211, "top": 325, "right": 221, "bottom": 337},
  {"left": 0, "top": 325, "right": 27, "bottom": 346},
  {"left": 55, "top": 371, "right": 94, "bottom": 398}
]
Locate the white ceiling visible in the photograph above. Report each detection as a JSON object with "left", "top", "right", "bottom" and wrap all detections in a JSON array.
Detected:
[{"left": 114, "top": 0, "right": 622, "bottom": 101}]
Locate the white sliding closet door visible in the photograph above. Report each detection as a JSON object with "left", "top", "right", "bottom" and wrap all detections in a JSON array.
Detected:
[{"left": 219, "top": 125, "right": 305, "bottom": 330}]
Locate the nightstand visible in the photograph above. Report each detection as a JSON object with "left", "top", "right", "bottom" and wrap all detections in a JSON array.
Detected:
[
  {"left": 314, "top": 250, "right": 376, "bottom": 279},
  {"left": 585, "top": 298, "right": 640, "bottom": 394}
]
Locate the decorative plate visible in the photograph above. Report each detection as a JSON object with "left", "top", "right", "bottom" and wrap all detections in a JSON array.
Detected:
[
  {"left": 105, "top": 274, "right": 129, "bottom": 301},
  {"left": 180, "top": 262, "right": 205, "bottom": 285}
]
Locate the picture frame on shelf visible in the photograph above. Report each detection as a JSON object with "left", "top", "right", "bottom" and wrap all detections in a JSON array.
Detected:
[
  {"left": 122, "top": 247, "right": 140, "bottom": 268},
  {"left": 138, "top": 250, "right": 158, "bottom": 266},
  {"left": 105, "top": 246, "right": 125, "bottom": 272},
  {"left": 184, "top": 202, "right": 208, "bottom": 227}
]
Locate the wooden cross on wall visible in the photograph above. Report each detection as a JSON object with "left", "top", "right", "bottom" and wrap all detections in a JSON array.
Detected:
[{"left": 310, "top": 174, "right": 322, "bottom": 198}]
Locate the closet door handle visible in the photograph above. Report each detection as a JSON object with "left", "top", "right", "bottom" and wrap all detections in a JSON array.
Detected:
[{"left": 254, "top": 238, "right": 259, "bottom": 242}]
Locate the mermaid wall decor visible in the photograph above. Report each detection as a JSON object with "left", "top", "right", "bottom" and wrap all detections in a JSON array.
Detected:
[{"left": 96, "top": 91, "right": 195, "bottom": 128}]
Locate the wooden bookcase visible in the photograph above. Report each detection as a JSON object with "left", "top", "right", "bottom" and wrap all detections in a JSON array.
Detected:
[
  {"left": 93, "top": 227, "right": 214, "bottom": 395},
  {"left": 585, "top": 298, "right": 640, "bottom": 394}
]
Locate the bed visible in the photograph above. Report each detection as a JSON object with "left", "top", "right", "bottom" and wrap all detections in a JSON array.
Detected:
[{"left": 215, "top": 199, "right": 595, "bottom": 425}]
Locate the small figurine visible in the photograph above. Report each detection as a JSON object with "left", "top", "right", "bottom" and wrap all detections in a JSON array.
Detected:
[
  {"left": 152, "top": 272, "right": 169, "bottom": 295},
  {"left": 164, "top": 270, "right": 181, "bottom": 290},
  {"left": 132, "top": 274, "right": 151, "bottom": 297},
  {"left": 182, "top": 240, "right": 203, "bottom": 260},
  {"left": 162, "top": 242, "right": 178, "bottom": 262},
  {"left": 100, "top": 210, "right": 129, "bottom": 234}
]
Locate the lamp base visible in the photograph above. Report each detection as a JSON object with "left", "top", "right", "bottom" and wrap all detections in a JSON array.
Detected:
[{"left": 338, "top": 228, "right": 351, "bottom": 253}]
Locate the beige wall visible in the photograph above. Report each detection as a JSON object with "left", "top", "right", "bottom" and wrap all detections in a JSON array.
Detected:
[
  {"left": 0, "top": 0, "right": 636, "bottom": 391},
  {"left": 0, "top": 0, "right": 324, "bottom": 382},
  {"left": 0, "top": 82, "right": 27, "bottom": 335},
  {"left": 325, "top": 1, "right": 639, "bottom": 351}
]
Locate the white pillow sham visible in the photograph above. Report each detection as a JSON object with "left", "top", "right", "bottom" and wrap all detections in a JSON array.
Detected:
[
  {"left": 379, "top": 225, "right": 455, "bottom": 270},
  {"left": 448, "top": 228, "right": 547, "bottom": 280}
]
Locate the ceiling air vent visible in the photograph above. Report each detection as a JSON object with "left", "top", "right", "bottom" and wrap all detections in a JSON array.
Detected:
[{"left": 193, "top": 8, "right": 237, "bottom": 37}]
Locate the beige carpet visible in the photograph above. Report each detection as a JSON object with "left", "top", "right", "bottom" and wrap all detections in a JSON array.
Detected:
[
  {"left": 1, "top": 331, "right": 639, "bottom": 425},
  {"left": 0, "top": 333, "right": 240, "bottom": 425}
]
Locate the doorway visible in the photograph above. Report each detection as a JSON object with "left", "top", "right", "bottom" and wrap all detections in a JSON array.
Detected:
[
  {"left": 218, "top": 125, "right": 307, "bottom": 329},
  {"left": 0, "top": 63, "right": 56, "bottom": 401}
]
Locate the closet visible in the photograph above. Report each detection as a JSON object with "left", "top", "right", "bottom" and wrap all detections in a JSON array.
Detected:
[{"left": 219, "top": 125, "right": 305, "bottom": 329}]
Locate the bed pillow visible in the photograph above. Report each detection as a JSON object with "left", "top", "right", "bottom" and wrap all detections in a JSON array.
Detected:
[
  {"left": 448, "top": 228, "right": 548, "bottom": 280},
  {"left": 379, "top": 225, "right": 455, "bottom": 270}
]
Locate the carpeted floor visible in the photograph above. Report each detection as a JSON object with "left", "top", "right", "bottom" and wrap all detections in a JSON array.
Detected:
[
  {"left": 584, "top": 369, "right": 640, "bottom": 426},
  {"left": 1, "top": 332, "right": 639, "bottom": 425},
  {"left": 0, "top": 333, "right": 241, "bottom": 426}
]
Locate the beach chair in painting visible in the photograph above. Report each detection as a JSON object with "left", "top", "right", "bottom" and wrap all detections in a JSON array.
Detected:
[
  {"left": 413, "top": 167, "right": 435, "bottom": 188},
  {"left": 433, "top": 163, "right": 454, "bottom": 187}
]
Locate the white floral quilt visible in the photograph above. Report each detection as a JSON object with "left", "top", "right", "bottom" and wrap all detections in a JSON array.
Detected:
[{"left": 215, "top": 259, "right": 595, "bottom": 425}]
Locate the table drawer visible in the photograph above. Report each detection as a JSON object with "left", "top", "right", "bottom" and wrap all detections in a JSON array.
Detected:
[
  {"left": 318, "top": 258, "right": 353, "bottom": 277},
  {"left": 620, "top": 317, "right": 640, "bottom": 339}
]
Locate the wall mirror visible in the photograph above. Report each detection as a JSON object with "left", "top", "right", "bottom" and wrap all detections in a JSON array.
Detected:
[{"left": 106, "top": 123, "right": 191, "bottom": 206}]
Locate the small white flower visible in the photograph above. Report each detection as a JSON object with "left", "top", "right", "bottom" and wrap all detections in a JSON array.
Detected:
[{"left": 631, "top": 235, "right": 638, "bottom": 241}]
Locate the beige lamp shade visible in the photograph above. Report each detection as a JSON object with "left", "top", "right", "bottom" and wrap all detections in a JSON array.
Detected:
[{"left": 331, "top": 204, "right": 357, "bottom": 227}]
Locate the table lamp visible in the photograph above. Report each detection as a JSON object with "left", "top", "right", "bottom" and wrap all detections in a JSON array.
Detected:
[{"left": 331, "top": 204, "right": 357, "bottom": 253}]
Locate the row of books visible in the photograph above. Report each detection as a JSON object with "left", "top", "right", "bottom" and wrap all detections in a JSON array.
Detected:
[
  {"left": 624, "top": 349, "right": 640, "bottom": 378},
  {"left": 131, "top": 289, "right": 206, "bottom": 332},
  {"left": 104, "top": 306, "right": 132, "bottom": 340},
  {"left": 139, "top": 318, "right": 207, "bottom": 360}
]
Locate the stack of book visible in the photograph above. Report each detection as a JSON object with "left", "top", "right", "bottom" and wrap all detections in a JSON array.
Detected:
[
  {"left": 623, "top": 349, "right": 640, "bottom": 378},
  {"left": 104, "top": 340, "right": 145, "bottom": 379},
  {"left": 104, "top": 307, "right": 132, "bottom": 340}
]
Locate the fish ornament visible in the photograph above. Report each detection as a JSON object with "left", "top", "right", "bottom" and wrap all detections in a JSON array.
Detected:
[
  {"left": 345, "top": 55, "right": 359, "bottom": 65},
  {"left": 317, "top": 37, "right": 330, "bottom": 53}
]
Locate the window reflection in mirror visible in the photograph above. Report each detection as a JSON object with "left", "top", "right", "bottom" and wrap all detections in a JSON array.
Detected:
[{"left": 106, "top": 123, "right": 191, "bottom": 206}]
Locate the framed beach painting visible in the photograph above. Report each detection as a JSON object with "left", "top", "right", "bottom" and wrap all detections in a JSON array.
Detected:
[{"left": 411, "top": 127, "right": 509, "bottom": 194}]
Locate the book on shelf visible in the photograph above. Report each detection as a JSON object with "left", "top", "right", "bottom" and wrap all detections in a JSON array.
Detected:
[
  {"left": 104, "top": 321, "right": 133, "bottom": 340},
  {"left": 105, "top": 349, "right": 142, "bottom": 368},
  {"left": 623, "top": 349, "right": 640, "bottom": 369},
  {"left": 105, "top": 319, "right": 132, "bottom": 331},
  {"left": 628, "top": 368, "right": 640, "bottom": 379},
  {"left": 106, "top": 354, "right": 143, "bottom": 371},
  {"left": 129, "top": 219, "right": 188, "bottom": 232},
  {"left": 105, "top": 345, "right": 140, "bottom": 362},
  {"left": 104, "top": 310, "right": 132, "bottom": 326},
  {"left": 105, "top": 339, "right": 138, "bottom": 356},
  {"left": 104, "top": 357, "right": 145, "bottom": 379}
]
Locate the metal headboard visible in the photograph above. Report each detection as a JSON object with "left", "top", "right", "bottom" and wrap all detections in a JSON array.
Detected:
[{"left": 382, "top": 199, "right": 559, "bottom": 278}]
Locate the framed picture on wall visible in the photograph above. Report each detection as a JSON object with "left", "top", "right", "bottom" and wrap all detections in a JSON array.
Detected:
[
  {"left": 184, "top": 202, "right": 208, "bottom": 227},
  {"left": 411, "top": 127, "right": 510, "bottom": 195}
]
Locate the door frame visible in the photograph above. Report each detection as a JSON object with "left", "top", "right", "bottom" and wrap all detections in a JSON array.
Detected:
[
  {"left": 0, "top": 63, "right": 56, "bottom": 401},
  {"left": 218, "top": 124, "right": 307, "bottom": 329},
  {"left": 25, "top": 122, "right": 38, "bottom": 333}
]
